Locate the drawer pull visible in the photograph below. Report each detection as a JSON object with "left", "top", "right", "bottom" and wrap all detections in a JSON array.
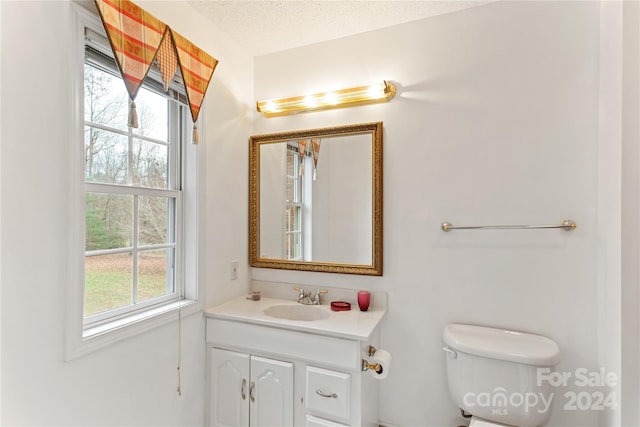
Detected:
[
  {"left": 315, "top": 389, "right": 338, "bottom": 399},
  {"left": 241, "top": 379, "right": 247, "bottom": 401},
  {"left": 250, "top": 381, "right": 256, "bottom": 402}
]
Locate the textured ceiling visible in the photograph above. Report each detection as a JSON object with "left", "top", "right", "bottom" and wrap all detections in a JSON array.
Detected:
[{"left": 187, "top": 0, "right": 495, "bottom": 56}]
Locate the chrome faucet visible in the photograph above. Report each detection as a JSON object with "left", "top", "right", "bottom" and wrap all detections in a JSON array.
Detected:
[{"left": 293, "top": 286, "right": 328, "bottom": 305}]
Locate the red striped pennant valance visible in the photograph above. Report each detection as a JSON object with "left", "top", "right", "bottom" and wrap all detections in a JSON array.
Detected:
[
  {"left": 156, "top": 30, "right": 178, "bottom": 92},
  {"left": 311, "top": 139, "right": 321, "bottom": 180},
  {"left": 94, "top": 0, "right": 218, "bottom": 142},
  {"left": 170, "top": 29, "right": 218, "bottom": 124},
  {"left": 297, "top": 140, "right": 306, "bottom": 176}
]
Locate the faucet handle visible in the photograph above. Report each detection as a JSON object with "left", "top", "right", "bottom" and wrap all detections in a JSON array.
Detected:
[
  {"left": 293, "top": 286, "right": 306, "bottom": 302},
  {"left": 313, "top": 289, "right": 328, "bottom": 304}
]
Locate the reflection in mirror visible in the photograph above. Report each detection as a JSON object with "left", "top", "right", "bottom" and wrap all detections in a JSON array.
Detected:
[{"left": 249, "top": 122, "right": 382, "bottom": 275}]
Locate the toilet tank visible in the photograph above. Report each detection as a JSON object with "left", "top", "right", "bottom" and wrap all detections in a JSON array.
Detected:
[{"left": 443, "top": 324, "right": 561, "bottom": 427}]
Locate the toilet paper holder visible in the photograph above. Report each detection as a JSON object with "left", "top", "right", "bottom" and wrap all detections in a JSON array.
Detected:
[{"left": 361, "top": 345, "right": 383, "bottom": 374}]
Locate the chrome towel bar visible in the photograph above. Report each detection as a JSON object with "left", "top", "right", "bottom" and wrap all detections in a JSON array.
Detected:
[{"left": 441, "top": 219, "right": 576, "bottom": 232}]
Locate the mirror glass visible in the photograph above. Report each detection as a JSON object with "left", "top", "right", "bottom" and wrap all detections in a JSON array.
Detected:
[{"left": 249, "top": 122, "right": 382, "bottom": 275}]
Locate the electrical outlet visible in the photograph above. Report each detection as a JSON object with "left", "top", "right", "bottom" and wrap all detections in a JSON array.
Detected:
[{"left": 230, "top": 260, "right": 238, "bottom": 281}]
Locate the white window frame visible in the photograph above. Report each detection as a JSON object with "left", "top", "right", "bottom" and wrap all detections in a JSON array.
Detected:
[
  {"left": 284, "top": 144, "right": 304, "bottom": 261},
  {"left": 66, "top": 5, "right": 203, "bottom": 360}
]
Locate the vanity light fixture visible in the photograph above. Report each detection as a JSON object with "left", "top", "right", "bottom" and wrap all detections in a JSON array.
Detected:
[{"left": 256, "top": 81, "right": 396, "bottom": 117}]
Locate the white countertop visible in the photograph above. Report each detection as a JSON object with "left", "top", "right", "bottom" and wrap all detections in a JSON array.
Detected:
[{"left": 204, "top": 295, "right": 386, "bottom": 341}]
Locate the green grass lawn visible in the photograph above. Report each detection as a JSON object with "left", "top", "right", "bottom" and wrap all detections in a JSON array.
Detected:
[{"left": 84, "top": 257, "right": 169, "bottom": 316}]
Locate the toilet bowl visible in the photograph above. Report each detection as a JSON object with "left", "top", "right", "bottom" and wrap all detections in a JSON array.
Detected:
[{"left": 443, "top": 324, "right": 561, "bottom": 427}]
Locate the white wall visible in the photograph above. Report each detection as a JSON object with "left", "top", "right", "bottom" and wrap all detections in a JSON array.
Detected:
[
  {"left": 597, "top": 2, "right": 622, "bottom": 426},
  {"left": 0, "top": 0, "right": 252, "bottom": 425},
  {"left": 312, "top": 135, "right": 372, "bottom": 264},
  {"left": 260, "top": 143, "right": 287, "bottom": 258},
  {"left": 253, "top": 2, "right": 615, "bottom": 426},
  {"left": 621, "top": 1, "right": 640, "bottom": 426}
]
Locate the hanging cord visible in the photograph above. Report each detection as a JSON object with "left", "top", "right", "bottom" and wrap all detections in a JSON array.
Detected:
[{"left": 176, "top": 299, "right": 182, "bottom": 397}]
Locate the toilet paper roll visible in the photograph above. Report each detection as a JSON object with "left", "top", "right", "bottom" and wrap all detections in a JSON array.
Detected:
[{"left": 369, "top": 349, "right": 392, "bottom": 379}]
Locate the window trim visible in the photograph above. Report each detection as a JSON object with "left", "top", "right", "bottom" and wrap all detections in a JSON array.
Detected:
[{"left": 66, "top": 4, "right": 204, "bottom": 361}]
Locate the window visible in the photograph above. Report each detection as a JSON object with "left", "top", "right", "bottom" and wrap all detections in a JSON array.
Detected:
[
  {"left": 285, "top": 144, "right": 303, "bottom": 260},
  {"left": 67, "top": 8, "right": 201, "bottom": 358},
  {"left": 83, "top": 29, "right": 187, "bottom": 327}
]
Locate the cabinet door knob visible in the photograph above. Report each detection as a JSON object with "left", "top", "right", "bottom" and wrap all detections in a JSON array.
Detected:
[
  {"left": 250, "top": 381, "right": 256, "bottom": 402},
  {"left": 241, "top": 379, "right": 247, "bottom": 401},
  {"left": 315, "top": 389, "right": 338, "bottom": 399}
]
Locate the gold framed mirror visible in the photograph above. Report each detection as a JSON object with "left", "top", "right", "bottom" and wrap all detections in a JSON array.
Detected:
[{"left": 249, "top": 122, "right": 383, "bottom": 275}]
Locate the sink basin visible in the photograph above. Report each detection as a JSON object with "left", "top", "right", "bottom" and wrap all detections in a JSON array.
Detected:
[{"left": 264, "top": 304, "right": 330, "bottom": 321}]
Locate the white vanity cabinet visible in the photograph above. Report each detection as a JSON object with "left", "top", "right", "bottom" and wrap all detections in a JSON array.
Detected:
[
  {"left": 209, "top": 348, "right": 293, "bottom": 427},
  {"left": 205, "top": 316, "right": 381, "bottom": 427}
]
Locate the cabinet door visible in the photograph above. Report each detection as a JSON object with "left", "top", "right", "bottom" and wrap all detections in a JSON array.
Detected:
[
  {"left": 250, "top": 355, "right": 294, "bottom": 427},
  {"left": 210, "top": 348, "right": 250, "bottom": 427}
]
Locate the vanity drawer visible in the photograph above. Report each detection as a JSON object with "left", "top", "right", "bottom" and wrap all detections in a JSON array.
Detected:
[{"left": 306, "top": 366, "right": 351, "bottom": 423}]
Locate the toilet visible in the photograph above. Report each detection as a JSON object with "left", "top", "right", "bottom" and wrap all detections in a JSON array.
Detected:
[{"left": 443, "top": 324, "right": 561, "bottom": 427}]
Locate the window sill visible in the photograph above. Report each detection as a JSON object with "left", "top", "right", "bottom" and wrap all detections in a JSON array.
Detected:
[{"left": 66, "top": 299, "right": 201, "bottom": 361}]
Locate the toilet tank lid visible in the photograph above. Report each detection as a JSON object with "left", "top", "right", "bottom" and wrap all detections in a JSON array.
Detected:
[{"left": 443, "top": 324, "right": 561, "bottom": 366}]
